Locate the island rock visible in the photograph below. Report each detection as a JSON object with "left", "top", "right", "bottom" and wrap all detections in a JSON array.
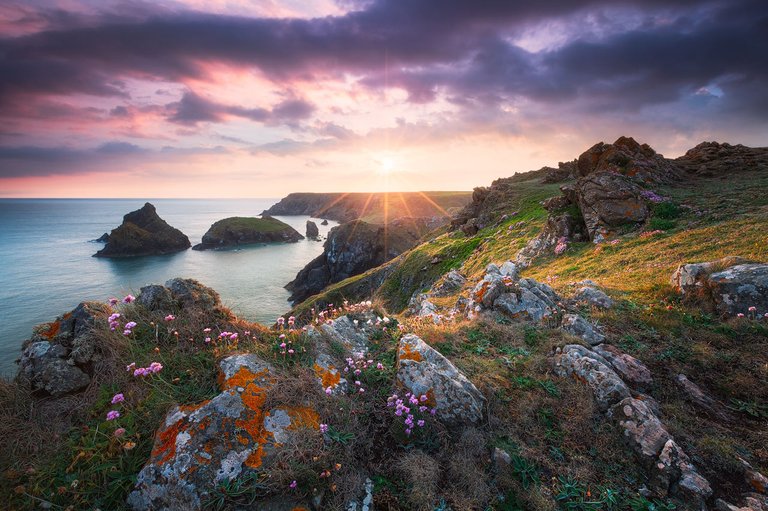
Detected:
[
  {"left": 192, "top": 216, "right": 303, "bottom": 250},
  {"left": 306, "top": 220, "right": 319, "bottom": 238},
  {"left": 94, "top": 202, "right": 191, "bottom": 257}
]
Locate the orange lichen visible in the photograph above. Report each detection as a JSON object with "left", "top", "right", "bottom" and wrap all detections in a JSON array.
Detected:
[
  {"left": 423, "top": 389, "right": 437, "bottom": 408},
  {"left": 151, "top": 418, "right": 187, "bottom": 465},
  {"left": 399, "top": 343, "right": 423, "bottom": 362},
  {"left": 39, "top": 321, "right": 60, "bottom": 340},
  {"left": 314, "top": 363, "right": 341, "bottom": 389},
  {"left": 473, "top": 281, "right": 490, "bottom": 302},
  {"left": 291, "top": 507, "right": 310, "bottom": 511},
  {"left": 226, "top": 366, "right": 271, "bottom": 469}
]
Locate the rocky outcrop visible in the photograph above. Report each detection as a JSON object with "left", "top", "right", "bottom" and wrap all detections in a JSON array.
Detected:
[
  {"left": 306, "top": 220, "right": 319, "bottom": 238},
  {"left": 577, "top": 136, "right": 682, "bottom": 184},
  {"left": 672, "top": 258, "right": 768, "bottom": 316},
  {"left": 576, "top": 171, "right": 649, "bottom": 242},
  {"left": 137, "top": 278, "right": 224, "bottom": 314},
  {"left": 396, "top": 334, "right": 485, "bottom": 425},
  {"left": 17, "top": 302, "right": 110, "bottom": 397},
  {"left": 286, "top": 220, "right": 425, "bottom": 304},
  {"left": 675, "top": 374, "right": 732, "bottom": 422},
  {"left": 572, "top": 284, "right": 614, "bottom": 309},
  {"left": 192, "top": 216, "right": 303, "bottom": 250},
  {"left": 676, "top": 141, "right": 768, "bottom": 177},
  {"left": 516, "top": 207, "right": 587, "bottom": 266},
  {"left": 128, "top": 353, "right": 317, "bottom": 511},
  {"left": 554, "top": 343, "right": 711, "bottom": 505},
  {"left": 95, "top": 203, "right": 191, "bottom": 257},
  {"left": 560, "top": 314, "right": 605, "bottom": 345},
  {"left": 542, "top": 160, "right": 578, "bottom": 183}
]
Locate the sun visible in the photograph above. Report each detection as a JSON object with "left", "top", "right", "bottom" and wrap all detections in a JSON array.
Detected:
[{"left": 378, "top": 157, "right": 396, "bottom": 175}]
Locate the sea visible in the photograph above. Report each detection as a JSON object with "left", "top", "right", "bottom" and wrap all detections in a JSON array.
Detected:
[{"left": 0, "top": 199, "right": 337, "bottom": 377}]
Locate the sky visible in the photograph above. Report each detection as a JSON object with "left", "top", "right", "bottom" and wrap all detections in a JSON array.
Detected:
[{"left": 0, "top": 0, "right": 766, "bottom": 198}]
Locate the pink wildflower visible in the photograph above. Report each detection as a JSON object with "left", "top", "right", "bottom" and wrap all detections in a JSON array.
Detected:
[
  {"left": 164, "top": 314, "right": 175, "bottom": 322},
  {"left": 289, "top": 480, "right": 297, "bottom": 489},
  {"left": 114, "top": 427, "right": 126, "bottom": 437},
  {"left": 122, "top": 294, "right": 135, "bottom": 304},
  {"left": 737, "top": 313, "right": 745, "bottom": 318},
  {"left": 319, "top": 423, "right": 329, "bottom": 433},
  {"left": 111, "top": 393, "right": 125, "bottom": 404},
  {"left": 748, "top": 306, "right": 757, "bottom": 312},
  {"left": 108, "top": 298, "right": 119, "bottom": 306},
  {"left": 106, "top": 410, "right": 120, "bottom": 421},
  {"left": 325, "top": 387, "right": 332, "bottom": 395}
]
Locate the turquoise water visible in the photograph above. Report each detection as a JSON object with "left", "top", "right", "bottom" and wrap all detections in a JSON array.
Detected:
[{"left": 0, "top": 199, "right": 336, "bottom": 376}]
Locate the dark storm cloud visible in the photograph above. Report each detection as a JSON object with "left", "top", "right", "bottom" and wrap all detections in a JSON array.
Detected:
[
  {"left": 166, "top": 91, "right": 315, "bottom": 126},
  {"left": 0, "top": 0, "right": 765, "bottom": 131}
]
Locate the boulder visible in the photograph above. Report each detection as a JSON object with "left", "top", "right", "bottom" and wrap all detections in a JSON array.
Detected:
[
  {"left": 670, "top": 256, "right": 752, "bottom": 297},
  {"left": 675, "top": 374, "right": 731, "bottom": 421},
  {"left": 396, "top": 334, "right": 485, "bottom": 425},
  {"left": 430, "top": 270, "right": 467, "bottom": 296},
  {"left": 17, "top": 301, "right": 110, "bottom": 397},
  {"left": 193, "top": 216, "right": 303, "bottom": 250},
  {"left": 136, "top": 284, "right": 174, "bottom": 312},
  {"left": 493, "top": 279, "right": 561, "bottom": 322},
  {"left": 576, "top": 171, "right": 649, "bottom": 242},
  {"left": 707, "top": 264, "right": 768, "bottom": 316},
  {"left": 93, "top": 232, "right": 110, "bottom": 243},
  {"left": 306, "top": 220, "right": 319, "bottom": 238},
  {"left": 676, "top": 141, "right": 768, "bottom": 177},
  {"left": 128, "top": 354, "right": 318, "bottom": 511},
  {"left": 592, "top": 344, "right": 652, "bottom": 388},
  {"left": 95, "top": 202, "right": 191, "bottom": 257},
  {"left": 573, "top": 285, "right": 614, "bottom": 309},
  {"left": 560, "top": 314, "right": 605, "bottom": 346},
  {"left": 553, "top": 344, "right": 630, "bottom": 410},
  {"left": 576, "top": 136, "right": 681, "bottom": 184},
  {"left": 321, "top": 219, "right": 329, "bottom": 225}
]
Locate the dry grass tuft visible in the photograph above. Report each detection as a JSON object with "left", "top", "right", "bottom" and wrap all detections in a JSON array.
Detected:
[{"left": 396, "top": 450, "right": 441, "bottom": 510}]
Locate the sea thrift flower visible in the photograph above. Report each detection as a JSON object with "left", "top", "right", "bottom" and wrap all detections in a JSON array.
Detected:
[
  {"left": 204, "top": 337, "right": 211, "bottom": 343},
  {"left": 749, "top": 306, "right": 757, "bottom": 312},
  {"left": 114, "top": 428, "right": 126, "bottom": 437},
  {"left": 319, "top": 423, "right": 329, "bottom": 433},
  {"left": 126, "top": 362, "right": 135, "bottom": 372},
  {"left": 554, "top": 237, "right": 568, "bottom": 255},
  {"left": 106, "top": 410, "right": 120, "bottom": 421},
  {"left": 108, "top": 298, "right": 119, "bottom": 306},
  {"left": 289, "top": 480, "right": 297, "bottom": 489},
  {"left": 122, "top": 295, "right": 135, "bottom": 304},
  {"left": 111, "top": 393, "right": 125, "bottom": 404},
  {"left": 164, "top": 314, "right": 175, "bottom": 322},
  {"left": 229, "top": 333, "right": 238, "bottom": 341},
  {"left": 737, "top": 313, "right": 745, "bottom": 318},
  {"left": 325, "top": 387, "right": 332, "bottom": 395},
  {"left": 203, "top": 327, "right": 211, "bottom": 333},
  {"left": 148, "top": 362, "right": 163, "bottom": 373}
]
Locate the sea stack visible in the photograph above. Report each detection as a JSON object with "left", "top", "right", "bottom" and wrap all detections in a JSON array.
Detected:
[
  {"left": 94, "top": 202, "right": 191, "bottom": 257},
  {"left": 192, "top": 216, "right": 304, "bottom": 250},
  {"left": 306, "top": 220, "right": 319, "bottom": 238}
]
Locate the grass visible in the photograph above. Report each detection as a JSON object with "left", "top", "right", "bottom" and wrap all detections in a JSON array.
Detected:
[{"left": 207, "top": 216, "right": 294, "bottom": 235}]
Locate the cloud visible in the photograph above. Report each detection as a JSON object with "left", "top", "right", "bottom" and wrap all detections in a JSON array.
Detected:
[{"left": 166, "top": 90, "right": 314, "bottom": 126}]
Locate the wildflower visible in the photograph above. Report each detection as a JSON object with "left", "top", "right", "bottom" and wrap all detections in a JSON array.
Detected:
[
  {"left": 164, "top": 314, "right": 175, "bottom": 322},
  {"left": 122, "top": 294, "right": 135, "bottom": 304},
  {"left": 289, "top": 480, "right": 297, "bottom": 489},
  {"left": 106, "top": 410, "right": 120, "bottom": 421},
  {"left": 125, "top": 321, "right": 137, "bottom": 329},
  {"left": 325, "top": 387, "right": 333, "bottom": 395},
  {"left": 203, "top": 327, "right": 212, "bottom": 333},
  {"left": 114, "top": 428, "right": 126, "bottom": 437},
  {"left": 126, "top": 362, "right": 135, "bottom": 372},
  {"left": 277, "top": 317, "right": 285, "bottom": 325},
  {"left": 280, "top": 342, "right": 287, "bottom": 348},
  {"left": 610, "top": 239, "right": 620, "bottom": 245},
  {"left": 204, "top": 337, "right": 211, "bottom": 343},
  {"left": 123, "top": 441, "right": 136, "bottom": 450},
  {"left": 288, "top": 349, "right": 295, "bottom": 354},
  {"left": 737, "top": 313, "right": 745, "bottom": 318},
  {"left": 749, "top": 306, "right": 757, "bottom": 312},
  {"left": 353, "top": 319, "right": 359, "bottom": 327},
  {"left": 359, "top": 388, "right": 365, "bottom": 393},
  {"left": 279, "top": 333, "right": 286, "bottom": 339},
  {"left": 417, "top": 420, "right": 425, "bottom": 427},
  {"left": 229, "top": 333, "right": 238, "bottom": 341},
  {"left": 320, "top": 423, "right": 329, "bottom": 433},
  {"left": 148, "top": 362, "right": 163, "bottom": 373},
  {"left": 376, "top": 362, "right": 384, "bottom": 370},
  {"left": 419, "top": 394, "right": 428, "bottom": 402},
  {"left": 355, "top": 380, "right": 361, "bottom": 386},
  {"left": 111, "top": 393, "right": 125, "bottom": 404},
  {"left": 108, "top": 298, "right": 119, "bottom": 306}
]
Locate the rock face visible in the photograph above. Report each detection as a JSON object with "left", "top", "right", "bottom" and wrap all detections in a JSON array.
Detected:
[
  {"left": 672, "top": 258, "right": 768, "bottom": 316},
  {"left": 286, "top": 220, "right": 424, "bottom": 304},
  {"left": 560, "top": 314, "right": 605, "bottom": 346},
  {"left": 577, "top": 136, "right": 681, "bottom": 184},
  {"left": 17, "top": 302, "right": 110, "bottom": 397},
  {"left": 128, "top": 354, "right": 317, "bottom": 511},
  {"left": 676, "top": 141, "right": 768, "bottom": 176},
  {"left": 306, "top": 220, "right": 319, "bottom": 238},
  {"left": 396, "top": 334, "right": 485, "bottom": 425},
  {"left": 192, "top": 216, "right": 303, "bottom": 250},
  {"left": 553, "top": 344, "right": 631, "bottom": 410},
  {"left": 576, "top": 171, "right": 649, "bottom": 242},
  {"left": 95, "top": 203, "right": 191, "bottom": 257}
]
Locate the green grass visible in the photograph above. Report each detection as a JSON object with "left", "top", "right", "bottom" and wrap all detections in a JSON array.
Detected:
[{"left": 208, "top": 216, "right": 293, "bottom": 235}]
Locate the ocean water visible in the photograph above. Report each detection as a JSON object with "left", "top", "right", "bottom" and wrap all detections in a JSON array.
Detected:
[{"left": 0, "top": 199, "right": 337, "bottom": 376}]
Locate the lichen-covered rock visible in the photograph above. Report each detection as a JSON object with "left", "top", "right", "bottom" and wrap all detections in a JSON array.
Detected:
[
  {"left": 553, "top": 344, "right": 630, "bottom": 410},
  {"left": 431, "top": 269, "right": 467, "bottom": 296},
  {"left": 471, "top": 266, "right": 508, "bottom": 308},
  {"left": 516, "top": 211, "right": 587, "bottom": 267},
  {"left": 675, "top": 374, "right": 731, "bottom": 421},
  {"left": 560, "top": 314, "right": 605, "bottom": 345},
  {"left": 592, "top": 344, "right": 652, "bottom": 388},
  {"left": 671, "top": 256, "right": 752, "bottom": 297},
  {"left": 319, "top": 315, "right": 372, "bottom": 355},
  {"left": 95, "top": 202, "right": 191, "bottom": 257},
  {"left": 396, "top": 334, "right": 484, "bottom": 425},
  {"left": 676, "top": 141, "right": 768, "bottom": 177},
  {"left": 577, "top": 136, "right": 681, "bottom": 184},
  {"left": 128, "top": 354, "right": 318, "bottom": 511},
  {"left": 707, "top": 263, "right": 768, "bottom": 316},
  {"left": 165, "top": 278, "right": 221, "bottom": 311},
  {"left": 17, "top": 301, "right": 109, "bottom": 397},
  {"left": 136, "top": 284, "right": 174, "bottom": 312},
  {"left": 573, "top": 285, "right": 614, "bottom": 309},
  {"left": 576, "top": 171, "right": 649, "bottom": 242}
]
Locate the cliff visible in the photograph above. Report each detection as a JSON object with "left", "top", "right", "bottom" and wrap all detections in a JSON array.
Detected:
[
  {"left": 263, "top": 191, "right": 472, "bottom": 224},
  {"left": 285, "top": 217, "right": 442, "bottom": 304},
  {"left": 192, "top": 216, "right": 303, "bottom": 250},
  {"left": 94, "top": 202, "right": 191, "bottom": 257}
]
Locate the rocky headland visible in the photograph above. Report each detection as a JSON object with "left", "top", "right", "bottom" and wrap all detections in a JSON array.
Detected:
[
  {"left": 4, "top": 136, "right": 768, "bottom": 511},
  {"left": 263, "top": 191, "right": 472, "bottom": 224},
  {"left": 192, "top": 216, "right": 303, "bottom": 250},
  {"left": 94, "top": 202, "right": 191, "bottom": 258}
]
